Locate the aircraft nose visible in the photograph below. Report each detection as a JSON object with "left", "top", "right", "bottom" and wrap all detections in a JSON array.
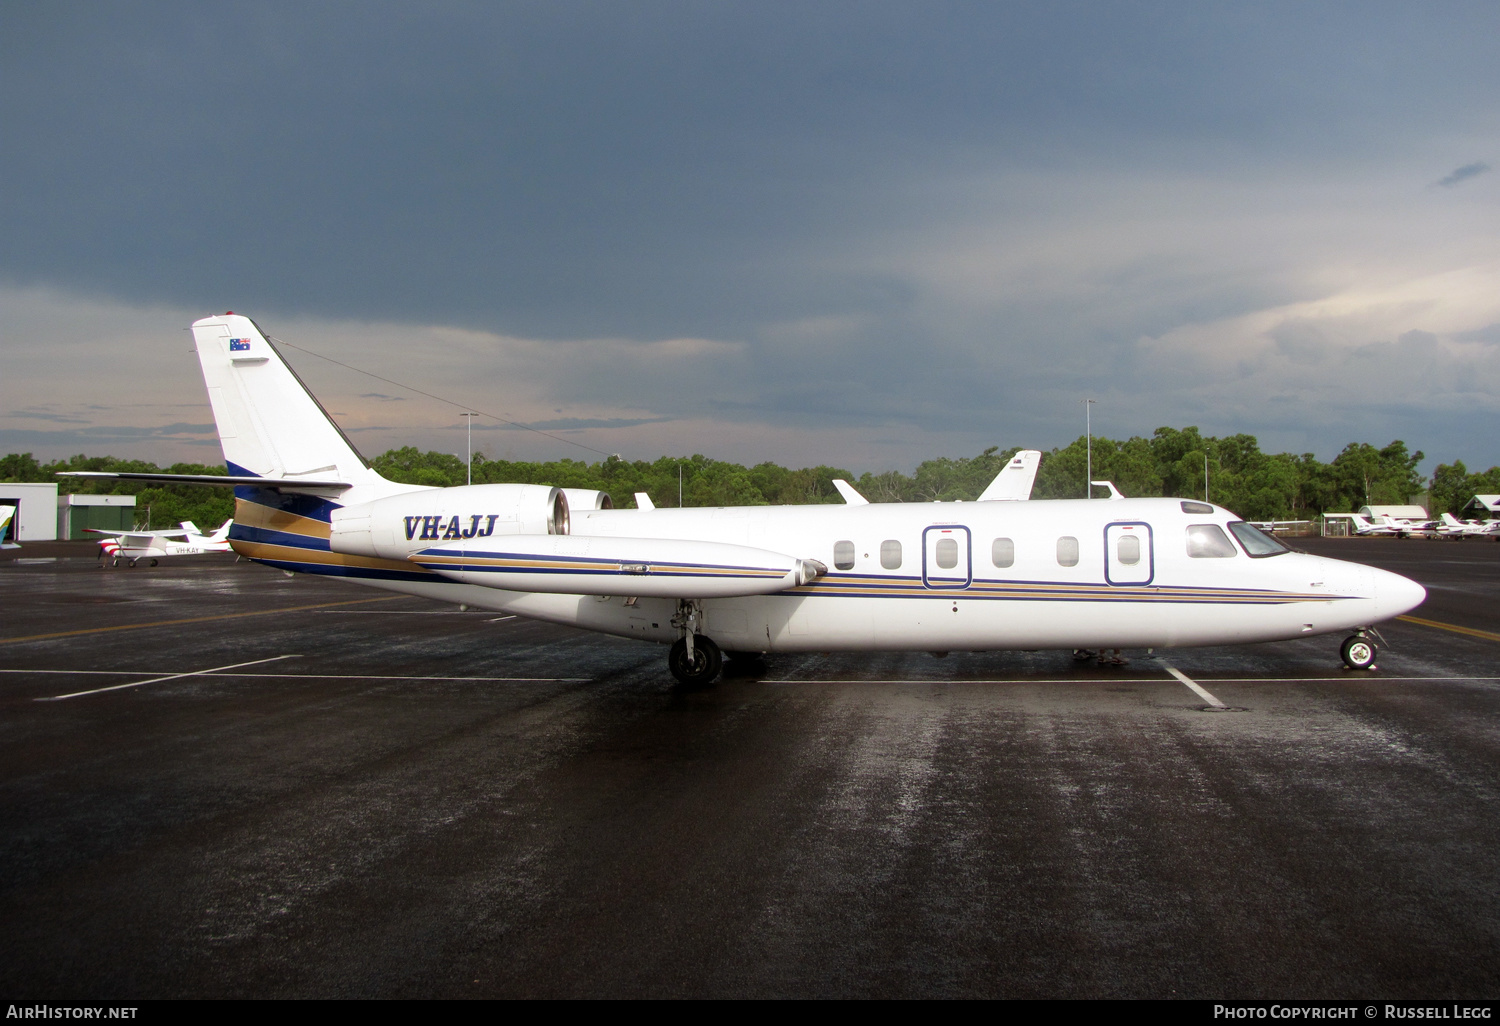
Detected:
[{"left": 1376, "top": 567, "right": 1426, "bottom": 619}]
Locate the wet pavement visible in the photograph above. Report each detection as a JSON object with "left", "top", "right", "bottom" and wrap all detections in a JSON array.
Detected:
[{"left": 1, "top": 537, "right": 1498, "bottom": 998}]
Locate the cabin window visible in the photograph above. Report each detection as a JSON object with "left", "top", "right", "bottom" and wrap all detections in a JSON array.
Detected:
[
  {"left": 1228, "top": 521, "right": 1289, "bottom": 558},
  {"left": 1056, "top": 536, "right": 1079, "bottom": 567},
  {"left": 1117, "top": 534, "right": 1141, "bottom": 565},
  {"left": 991, "top": 537, "right": 1015, "bottom": 568},
  {"left": 833, "top": 540, "right": 856, "bottom": 570},
  {"left": 935, "top": 537, "right": 959, "bottom": 569},
  {"left": 880, "top": 539, "right": 902, "bottom": 569},
  {"left": 1186, "top": 524, "right": 1237, "bottom": 558},
  {"left": 1181, "top": 501, "right": 1214, "bottom": 514}
]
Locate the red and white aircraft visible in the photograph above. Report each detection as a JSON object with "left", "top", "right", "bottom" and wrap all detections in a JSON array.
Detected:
[{"left": 89, "top": 520, "right": 233, "bottom": 566}]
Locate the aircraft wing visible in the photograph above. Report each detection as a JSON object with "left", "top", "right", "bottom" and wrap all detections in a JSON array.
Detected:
[
  {"left": 85, "top": 528, "right": 189, "bottom": 540},
  {"left": 410, "top": 535, "right": 827, "bottom": 599},
  {"left": 58, "top": 471, "right": 351, "bottom": 492}
]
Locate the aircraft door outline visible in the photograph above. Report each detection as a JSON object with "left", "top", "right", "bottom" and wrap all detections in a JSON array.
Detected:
[
  {"left": 1104, "top": 522, "right": 1154, "bottom": 586},
  {"left": 922, "top": 525, "right": 972, "bottom": 590}
]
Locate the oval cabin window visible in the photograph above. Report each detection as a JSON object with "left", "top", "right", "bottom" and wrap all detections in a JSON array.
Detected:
[
  {"left": 1056, "top": 536, "right": 1079, "bottom": 567},
  {"left": 834, "top": 540, "right": 856, "bottom": 570},
  {"left": 991, "top": 537, "right": 1014, "bottom": 568},
  {"left": 935, "top": 537, "right": 958, "bottom": 569},
  {"left": 880, "top": 539, "right": 902, "bottom": 569},
  {"left": 1116, "top": 534, "right": 1140, "bottom": 566}
]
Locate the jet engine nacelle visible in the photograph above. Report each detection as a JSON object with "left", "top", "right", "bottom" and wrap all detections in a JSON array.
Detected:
[
  {"left": 560, "top": 488, "right": 613, "bottom": 511},
  {"left": 329, "top": 483, "right": 569, "bottom": 561}
]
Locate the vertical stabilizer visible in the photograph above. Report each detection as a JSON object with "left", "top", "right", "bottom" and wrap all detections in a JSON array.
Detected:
[
  {"left": 832, "top": 479, "right": 869, "bottom": 505},
  {"left": 977, "top": 450, "right": 1042, "bottom": 501},
  {"left": 192, "top": 314, "right": 380, "bottom": 486}
]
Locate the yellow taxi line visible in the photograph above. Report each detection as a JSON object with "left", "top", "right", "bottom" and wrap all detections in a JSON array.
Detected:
[{"left": 1396, "top": 614, "right": 1500, "bottom": 643}]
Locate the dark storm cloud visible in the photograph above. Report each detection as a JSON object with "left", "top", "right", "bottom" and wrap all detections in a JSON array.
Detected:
[
  {"left": 3, "top": 1, "right": 1495, "bottom": 338},
  {"left": 1434, "top": 162, "right": 1490, "bottom": 188},
  {"left": 4, "top": 2, "right": 1500, "bottom": 471}
]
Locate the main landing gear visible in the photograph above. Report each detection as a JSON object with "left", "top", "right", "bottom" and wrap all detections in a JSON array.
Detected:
[
  {"left": 1340, "top": 629, "right": 1381, "bottom": 671},
  {"left": 668, "top": 599, "right": 723, "bottom": 686}
]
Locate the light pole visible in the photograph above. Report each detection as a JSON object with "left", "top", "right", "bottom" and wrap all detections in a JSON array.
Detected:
[
  {"left": 1079, "top": 398, "right": 1096, "bottom": 498},
  {"left": 461, "top": 413, "right": 478, "bottom": 486}
]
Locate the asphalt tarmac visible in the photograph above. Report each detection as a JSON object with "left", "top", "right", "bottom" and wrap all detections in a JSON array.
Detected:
[{"left": 2, "top": 537, "right": 1498, "bottom": 998}]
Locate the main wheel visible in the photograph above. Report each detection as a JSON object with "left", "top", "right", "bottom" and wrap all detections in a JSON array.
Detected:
[
  {"left": 669, "top": 635, "right": 723, "bottom": 686},
  {"left": 1341, "top": 634, "right": 1377, "bottom": 670}
]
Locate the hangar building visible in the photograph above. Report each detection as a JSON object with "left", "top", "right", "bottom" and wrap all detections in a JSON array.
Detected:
[{"left": 0, "top": 483, "right": 137, "bottom": 542}]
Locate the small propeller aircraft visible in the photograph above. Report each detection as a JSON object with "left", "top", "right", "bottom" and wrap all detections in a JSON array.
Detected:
[
  {"left": 62, "top": 313, "right": 1426, "bottom": 681},
  {"left": 88, "top": 519, "right": 233, "bottom": 566},
  {"left": 1431, "top": 512, "right": 1491, "bottom": 539}
]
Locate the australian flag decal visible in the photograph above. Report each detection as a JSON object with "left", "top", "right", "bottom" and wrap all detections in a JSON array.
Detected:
[{"left": 229, "top": 338, "right": 251, "bottom": 351}]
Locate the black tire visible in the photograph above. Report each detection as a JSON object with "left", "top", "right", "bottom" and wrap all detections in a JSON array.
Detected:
[
  {"left": 1341, "top": 634, "right": 1377, "bottom": 670},
  {"left": 669, "top": 635, "right": 723, "bottom": 686},
  {"left": 149, "top": 559, "right": 158, "bottom": 567}
]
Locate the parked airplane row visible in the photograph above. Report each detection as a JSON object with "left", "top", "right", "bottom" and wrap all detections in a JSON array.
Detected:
[
  {"left": 1330, "top": 512, "right": 1500, "bottom": 539},
  {"left": 62, "top": 314, "right": 1427, "bottom": 683}
]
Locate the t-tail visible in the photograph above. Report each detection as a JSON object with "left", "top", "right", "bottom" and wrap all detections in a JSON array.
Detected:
[{"left": 190, "top": 314, "right": 393, "bottom": 495}]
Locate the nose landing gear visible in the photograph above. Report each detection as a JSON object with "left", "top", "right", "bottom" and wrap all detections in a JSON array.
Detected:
[{"left": 1340, "top": 631, "right": 1379, "bottom": 671}]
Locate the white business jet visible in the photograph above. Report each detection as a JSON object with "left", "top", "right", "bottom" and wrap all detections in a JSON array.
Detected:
[
  {"left": 87, "top": 519, "right": 233, "bottom": 566},
  {"left": 62, "top": 314, "right": 1426, "bottom": 681}
]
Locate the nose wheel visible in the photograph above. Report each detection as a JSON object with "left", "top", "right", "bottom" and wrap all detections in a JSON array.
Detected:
[{"left": 1341, "top": 633, "right": 1378, "bottom": 670}]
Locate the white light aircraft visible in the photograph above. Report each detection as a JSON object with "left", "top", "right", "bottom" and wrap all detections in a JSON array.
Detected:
[
  {"left": 1433, "top": 512, "right": 1491, "bottom": 539},
  {"left": 84, "top": 519, "right": 234, "bottom": 566},
  {"left": 1323, "top": 513, "right": 1401, "bottom": 538},
  {"left": 64, "top": 314, "right": 1426, "bottom": 680}
]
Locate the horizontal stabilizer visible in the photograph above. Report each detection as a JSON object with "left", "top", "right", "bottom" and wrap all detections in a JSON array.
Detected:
[
  {"left": 58, "top": 471, "right": 351, "bottom": 491},
  {"left": 977, "top": 450, "right": 1041, "bottom": 501},
  {"left": 410, "top": 535, "right": 827, "bottom": 599}
]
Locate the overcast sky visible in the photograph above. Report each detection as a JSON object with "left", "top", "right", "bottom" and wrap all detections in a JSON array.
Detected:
[{"left": 2, "top": 1, "right": 1498, "bottom": 475}]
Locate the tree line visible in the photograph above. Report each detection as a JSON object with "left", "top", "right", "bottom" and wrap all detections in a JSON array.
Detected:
[{"left": 4, "top": 426, "right": 1494, "bottom": 527}]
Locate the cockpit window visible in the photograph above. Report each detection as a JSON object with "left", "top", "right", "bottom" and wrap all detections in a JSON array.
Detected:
[
  {"left": 1186, "top": 524, "right": 1237, "bottom": 558},
  {"left": 1228, "top": 521, "right": 1290, "bottom": 558}
]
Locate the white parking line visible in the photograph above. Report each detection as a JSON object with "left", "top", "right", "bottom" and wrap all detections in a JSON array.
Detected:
[
  {"left": 313, "top": 610, "right": 493, "bottom": 615},
  {"left": 36, "top": 655, "right": 303, "bottom": 702},
  {"left": 1157, "top": 659, "right": 1229, "bottom": 709}
]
